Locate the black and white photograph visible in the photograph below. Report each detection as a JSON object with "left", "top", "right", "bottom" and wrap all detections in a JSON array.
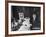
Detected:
[
  {"left": 11, "top": 6, "right": 40, "bottom": 31},
  {"left": 8, "top": 2, "right": 45, "bottom": 35}
]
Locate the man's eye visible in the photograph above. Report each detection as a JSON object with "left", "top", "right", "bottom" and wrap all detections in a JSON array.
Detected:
[{"left": 25, "top": 24, "right": 27, "bottom": 26}]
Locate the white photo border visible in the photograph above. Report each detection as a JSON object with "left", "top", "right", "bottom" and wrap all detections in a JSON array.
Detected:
[{"left": 8, "top": 3, "right": 43, "bottom": 34}]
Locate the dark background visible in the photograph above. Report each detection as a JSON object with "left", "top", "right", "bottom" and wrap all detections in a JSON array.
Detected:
[{"left": 11, "top": 6, "right": 40, "bottom": 30}]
